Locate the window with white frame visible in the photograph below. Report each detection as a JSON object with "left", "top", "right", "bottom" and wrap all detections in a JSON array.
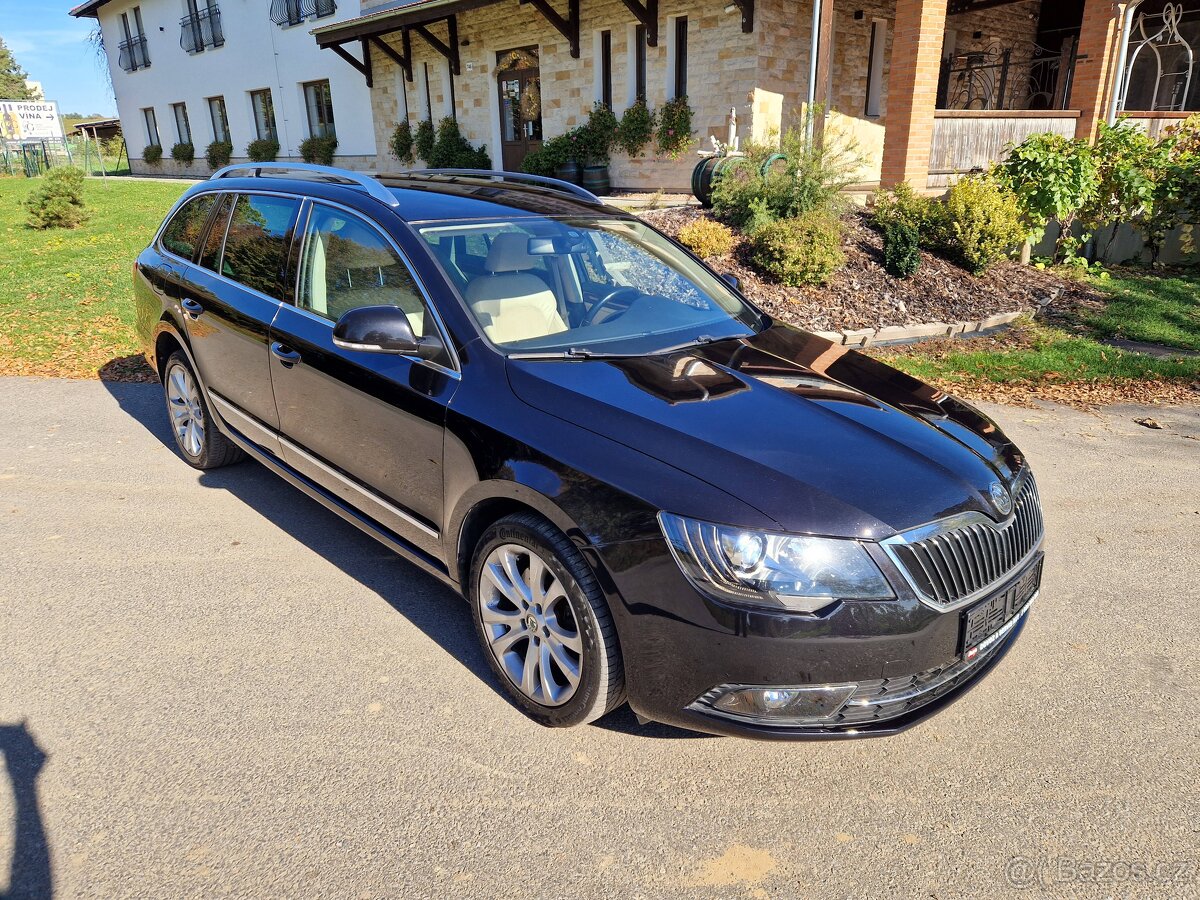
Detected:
[
  {"left": 143, "top": 107, "right": 159, "bottom": 145},
  {"left": 303, "top": 79, "right": 335, "bottom": 138},
  {"left": 865, "top": 19, "right": 888, "bottom": 117},
  {"left": 628, "top": 23, "right": 648, "bottom": 104},
  {"left": 250, "top": 89, "right": 277, "bottom": 141},
  {"left": 595, "top": 29, "right": 613, "bottom": 110},
  {"left": 668, "top": 16, "right": 688, "bottom": 99},
  {"left": 208, "top": 96, "right": 229, "bottom": 142},
  {"left": 171, "top": 102, "right": 191, "bottom": 144}
]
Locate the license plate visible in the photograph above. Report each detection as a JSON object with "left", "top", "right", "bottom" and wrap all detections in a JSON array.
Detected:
[{"left": 962, "top": 557, "right": 1042, "bottom": 660}]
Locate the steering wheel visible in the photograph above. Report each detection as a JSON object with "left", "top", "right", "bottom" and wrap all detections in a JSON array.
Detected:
[{"left": 580, "top": 287, "right": 641, "bottom": 327}]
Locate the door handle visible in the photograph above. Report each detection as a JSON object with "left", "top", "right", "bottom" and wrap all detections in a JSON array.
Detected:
[
  {"left": 181, "top": 297, "right": 204, "bottom": 319},
  {"left": 270, "top": 341, "right": 302, "bottom": 368}
]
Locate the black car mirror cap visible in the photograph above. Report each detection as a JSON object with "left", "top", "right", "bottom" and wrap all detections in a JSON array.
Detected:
[{"left": 332, "top": 305, "right": 442, "bottom": 360}]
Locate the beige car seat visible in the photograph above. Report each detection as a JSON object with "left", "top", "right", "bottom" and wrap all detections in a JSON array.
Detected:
[
  {"left": 464, "top": 233, "right": 568, "bottom": 345},
  {"left": 307, "top": 228, "right": 425, "bottom": 335}
]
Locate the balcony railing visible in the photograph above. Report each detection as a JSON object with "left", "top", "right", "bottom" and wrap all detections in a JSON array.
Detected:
[
  {"left": 117, "top": 34, "right": 150, "bottom": 72},
  {"left": 180, "top": 6, "right": 224, "bottom": 54},
  {"left": 269, "top": 0, "right": 336, "bottom": 27},
  {"left": 937, "top": 39, "right": 1079, "bottom": 112}
]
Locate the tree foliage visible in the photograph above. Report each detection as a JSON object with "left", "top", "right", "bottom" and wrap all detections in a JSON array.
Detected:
[{"left": 0, "top": 36, "right": 38, "bottom": 101}]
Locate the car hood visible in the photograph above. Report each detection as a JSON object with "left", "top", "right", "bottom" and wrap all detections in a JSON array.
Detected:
[{"left": 505, "top": 323, "right": 1027, "bottom": 538}]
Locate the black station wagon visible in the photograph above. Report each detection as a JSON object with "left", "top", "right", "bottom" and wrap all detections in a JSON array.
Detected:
[{"left": 135, "top": 164, "right": 1045, "bottom": 739}]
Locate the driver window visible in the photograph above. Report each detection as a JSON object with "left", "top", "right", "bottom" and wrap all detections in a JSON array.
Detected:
[{"left": 297, "top": 204, "right": 429, "bottom": 338}]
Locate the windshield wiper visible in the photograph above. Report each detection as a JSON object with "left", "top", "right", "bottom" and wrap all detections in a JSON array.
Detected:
[
  {"left": 508, "top": 347, "right": 637, "bottom": 360},
  {"left": 647, "top": 333, "right": 751, "bottom": 357}
]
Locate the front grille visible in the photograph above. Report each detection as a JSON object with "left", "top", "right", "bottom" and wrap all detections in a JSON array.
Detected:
[{"left": 885, "top": 475, "right": 1043, "bottom": 609}]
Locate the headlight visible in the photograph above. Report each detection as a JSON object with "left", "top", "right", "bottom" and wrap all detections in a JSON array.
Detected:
[{"left": 658, "top": 512, "right": 894, "bottom": 613}]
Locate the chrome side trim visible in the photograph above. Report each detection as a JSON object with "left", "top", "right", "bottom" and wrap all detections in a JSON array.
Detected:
[
  {"left": 275, "top": 432, "right": 440, "bottom": 540},
  {"left": 208, "top": 393, "right": 282, "bottom": 454}
]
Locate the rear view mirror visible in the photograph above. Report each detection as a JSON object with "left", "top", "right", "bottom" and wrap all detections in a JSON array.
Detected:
[
  {"left": 528, "top": 235, "right": 588, "bottom": 255},
  {"left": 722, "top": 273, "right": 741, "bottom": 292},
  {"left": 332, "top": 305, "right": 444, "bottom": 361}
]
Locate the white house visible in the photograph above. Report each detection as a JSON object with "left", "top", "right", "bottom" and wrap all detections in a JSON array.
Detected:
[{"left": 70, "top": 0, "right": 377, "bottom": 175}]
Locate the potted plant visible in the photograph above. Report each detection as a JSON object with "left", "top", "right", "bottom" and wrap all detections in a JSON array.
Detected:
[{"left": 579, "top": 103, "right": 618, "bottom": 195}]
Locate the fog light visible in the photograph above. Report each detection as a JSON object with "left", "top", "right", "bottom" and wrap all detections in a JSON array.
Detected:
[{"left": 705, "top": 683, "right": 858, "bottom": 725}]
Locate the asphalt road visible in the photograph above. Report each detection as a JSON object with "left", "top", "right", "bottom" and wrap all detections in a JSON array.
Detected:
[{"left": 1, "top": 376, "right": 1198, "bottom": 899}]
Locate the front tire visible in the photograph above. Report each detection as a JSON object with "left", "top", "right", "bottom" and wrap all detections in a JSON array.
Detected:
[
  {"left": 470, "top": 513, "right": 626, "bottom": 727},
  {"left": 162, "top": 351, "right": 244, "bottom": 470}
]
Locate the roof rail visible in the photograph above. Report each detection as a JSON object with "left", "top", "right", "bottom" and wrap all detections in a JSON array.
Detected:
[
  {"left": 209, "top": 162, "right": 400, "bottom": 208},
  {"left": 385, "top": 169, "right": 603, "bottom": 205}
]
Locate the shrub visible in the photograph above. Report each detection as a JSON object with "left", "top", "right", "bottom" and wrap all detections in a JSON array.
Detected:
[
  {"left": 25, "top": 166, "right": 88, "bottom": 229},
  {"left": 521, "top": 132, "right": 575, "bottom": 176},
  {"left": 997, "top": 132, "right": 1098, "bottom": 261},
  {"left": 170, "top": 141, "right": 194, "bottom": 164},
  {"left": 204, "top": 139, "right": 232, "bottom": 171},
  {"left": 943, "top": 175, "right": 1025, "bottom": 275},
  {"left": 389, "top": 120, "right": 415, "bottom": 165},
  {"left": 427, "top": 117, "right": 490, "bottom": 169},
  {"left": 748, "top": 213, "right": 845, "bottom": 286},
  {"left": 617, "top": 98, "right": 654, "bottom": 157},
  {"left": 414, "top": 118, "right": 436, "bottom": 162},
  {"left": 1141, "top": 114, "right": 1200, "bottom": 263},
  {"left": 712, "top": 115, "right": 860, "bottom": 229},
  {"left": 143, "top": 143, "right": 163, "bottom": 165},
  {"left": 246, "top": 138, "right": 279, "bottom": 163},
  {"left": 656, "top": 95, "right": 695, "bottom": 160},
  {"left": 871, "top": 183, "right": 946, "bottom": 247},
  {"left": 1080, "top": 120, "right": 1156, "bottom": 256},
  {"left": 580, "top": 103, "right": 619, "bottom": 165},
  {"left": 882, "top": 221, "right": 921, "bottom": 278},
  {"left": 299, "top": 135, "right": 337, "bottom": 165},
  {"left": 677, "top": 218, "right": 735, "bottom": 258}
]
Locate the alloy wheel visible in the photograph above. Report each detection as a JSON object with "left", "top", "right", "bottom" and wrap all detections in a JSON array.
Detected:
[
  {"left": 166, "top": 363, "right": 205, "bottom": 458},
  {"left": 478, "top": 543, "right": 583, "bottom": 707}
]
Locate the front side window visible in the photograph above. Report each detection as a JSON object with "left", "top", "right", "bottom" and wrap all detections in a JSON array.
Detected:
[
  {"left": 160, "top": 193, "right": 216, "bottom": 260},
  {"left": 208, "top": 96, "right": 229, "bottom": 143},
  {"left": 418, "top": 218, "right": 759, "bottom": 355},
  {"left": 303, "top": 80, "right": 335, "bottom": 139},
  {"left": 172, "top": 102, "right": 191, "bottom": 144},
  {"left": 198, "top": 193, "right": 234, "bottom": 272},
  {"left": 297, "top": 204, "right": 439, "bottom": 354},
  {"left": 220, "top": 194, "right": 301, "bottom": 299},
  {"left": 250, "top": 89, "right": 277, "bottom": 140}
]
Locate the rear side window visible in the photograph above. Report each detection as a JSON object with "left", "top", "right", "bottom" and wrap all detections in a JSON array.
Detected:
[
  {"left": 221, "top": 194, "right": 301, "bottom": 299},
  {"left": 198, "top": 193, "right": 234, "bottom": 273},
  {"left": 160, "top": 194, "right": 216, "bottom": 261}
]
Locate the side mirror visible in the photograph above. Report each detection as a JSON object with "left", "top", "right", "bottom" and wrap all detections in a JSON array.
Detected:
[
  {"left": 332, "top": 305, "right": 444, "bottom": 361},
  {"left": 721, "top": 273, "right": 741, "bottom": 292}
]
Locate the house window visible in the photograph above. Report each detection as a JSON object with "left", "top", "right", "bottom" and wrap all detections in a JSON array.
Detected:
[
  {"left": 118, "top": 7, "right": 150, "bottom": 72},
  {"left": 596, "top": 30, "right": 613, "bottom": 110},
  {"left": 172, "top": 102, "right": 191, "bottom": 144},
  {"left": 208, "top": 96, "right": 229, "bottom": 143},
  {"left": 181, "top": 0, "right": 223, "bottom": 54},
  {"left": 865, "top": 19, "right": 888, "bottom": 117},
  {"left": 670, "top": 16, "right": 688, "bottom": 99},
  {"left": 303, "top": 80, "right": 335, "bottom": 139},
  {"left": 143, "top": 107, "right": 159, "bottom": 145},
  {"left": 628, "top": 23, "right": 648, "bottom": 104},
  {"left": 250, "top": 89, "right": 277, "bottom": 141}
]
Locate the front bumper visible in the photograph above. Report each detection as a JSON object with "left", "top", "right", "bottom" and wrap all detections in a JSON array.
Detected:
[{"left": 594, "top": 540, "right": 1042, "bottom": 740}]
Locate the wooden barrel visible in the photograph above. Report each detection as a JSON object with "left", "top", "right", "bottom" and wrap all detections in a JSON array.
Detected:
[
  {"left": 581, "top": 164, "right": 611, "bottom": 196},
  {"left": 554, "top": 160, "right": 582, "bottom": 185},
  {"left": 691, "top": 155, "right": 747, "bottom": 207}
]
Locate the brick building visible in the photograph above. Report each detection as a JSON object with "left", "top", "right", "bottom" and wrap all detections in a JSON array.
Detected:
[{"left": 315, "top": 0, "right": 1198, "bottom": 191}]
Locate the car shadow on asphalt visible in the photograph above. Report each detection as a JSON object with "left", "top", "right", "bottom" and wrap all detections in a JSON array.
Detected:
[
  {"left": 103, "top": 380, "right": 708, "bottom": 741},
  {"left": 0, "top": 722, "right": 53, "bottom": 899}
]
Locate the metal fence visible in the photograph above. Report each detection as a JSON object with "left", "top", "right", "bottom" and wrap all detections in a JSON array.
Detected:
[{"left": 1, "top": 137, "right": 130, "bottom": 177}]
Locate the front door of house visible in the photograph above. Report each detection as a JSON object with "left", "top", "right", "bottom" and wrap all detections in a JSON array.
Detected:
[{"left": 497, "top": 47, "right": 542, "bottom": 171}]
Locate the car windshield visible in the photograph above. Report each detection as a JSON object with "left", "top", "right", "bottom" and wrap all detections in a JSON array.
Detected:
[{"left": 417, "top": 217, "right": 760, "bottom": 356}]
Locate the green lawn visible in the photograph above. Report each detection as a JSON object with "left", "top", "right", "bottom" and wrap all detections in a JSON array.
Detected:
[
  {"left": 880, "top": 268, "right": 1200, "bottom": 402},
  {"left": 1084, "top": 270, "right": 1200, "bottom": 352},
  {"left": 0, "top": 176, "right": 186, "bottom": 378}
]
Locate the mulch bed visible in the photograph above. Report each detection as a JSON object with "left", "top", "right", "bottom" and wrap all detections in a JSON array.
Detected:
[{"left": 640, "top": 206, "right": 1104, "bottom": 333}]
